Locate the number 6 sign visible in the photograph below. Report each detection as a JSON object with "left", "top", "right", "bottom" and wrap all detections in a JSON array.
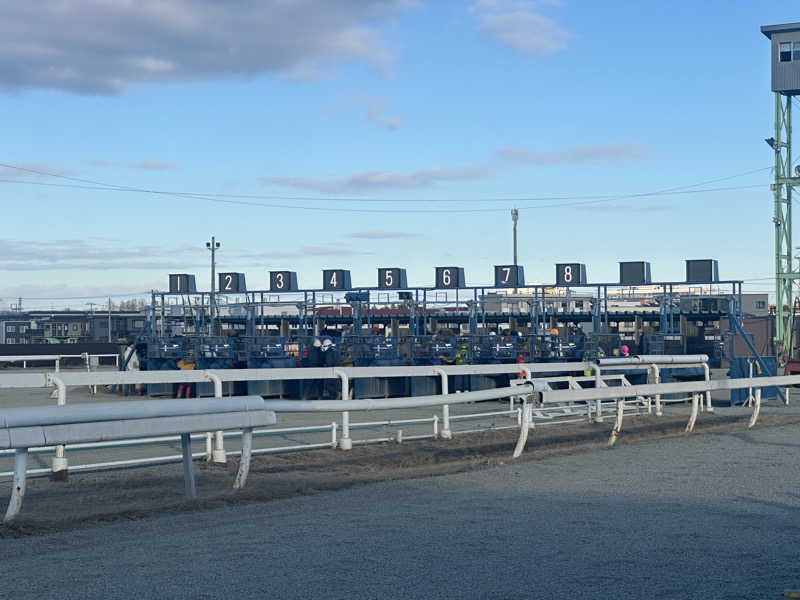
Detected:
[{"left": 435, "top": 267, "right": 465, "bottom": 289}]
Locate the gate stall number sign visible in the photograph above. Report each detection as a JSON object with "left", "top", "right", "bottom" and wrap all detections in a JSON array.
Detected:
[
  {"left": 218, "top": 272, "right": 246, "bottom": 293},
  {"left": 323, "top": 269, "right": 352, "bottom": 291},
  {"left": 270, "top": 271, "right": 298, "bottom": 292},
  {"left": 555, "top": 263, "right": 586, "bottom": 286},
  {"left": 494, "top": 265, "right": 524, "bottom": 288},
  {"left": 378, "top": 268, "right": 407, "bottom": 289},
  {"left": 168, "top": 274, "right": 196, "bottom": 294},
  {"left": 435, "top": 267, "right": 465, "bottom": 289}
]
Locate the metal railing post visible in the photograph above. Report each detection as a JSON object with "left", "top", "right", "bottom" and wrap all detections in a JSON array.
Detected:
[
  {"left": 206, "top": 372, "right": 227, "bottom": 464},
  {"left": 650, "top": 364, "right": 662, "bottom": 416},
  {"left": 749, "top": 388, "right": 761, "bottom": 428},
  {"left": 701, "top": 363, "right": 713, "bottom": 412},
  {"left": 48, "top": 374, "right": 69, "bottom": 481},
  {"left": 233, "top": 427, "right": 253, "bottom": 489},
  {"left": 433, "top": 368, "right": 452, "bottom": 439},
  {"left": 334, "top": 369, "right": 352, "bottom": 450},
  {"left": 686, "top": 393, "right": 699, "bottom": 433},
  {"left": 181, "top": 433, "right": 197, "bottom": 498},
  {"left": 4, "top": 449, "right": 28, "bottom": 522},
  {"left": 592, "top": 363, "right": 603, "bottom": 422}
]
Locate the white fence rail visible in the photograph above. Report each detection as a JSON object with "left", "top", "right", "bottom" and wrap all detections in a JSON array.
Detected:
[
  {"left": 0, "top": 353, "right": 119, "bottom": 370},
  {"left": 0, "top": 356, "right": 710, "bottom": 479}
]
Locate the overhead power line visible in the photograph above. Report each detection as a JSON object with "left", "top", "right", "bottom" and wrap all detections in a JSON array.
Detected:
[{"left": 0, "top": 162, "right": 770, "bottom": 214}]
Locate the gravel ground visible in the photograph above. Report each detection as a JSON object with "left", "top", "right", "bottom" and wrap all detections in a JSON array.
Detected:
[{"left": 1, "top": 409, "right": 799, "bottom": 599}]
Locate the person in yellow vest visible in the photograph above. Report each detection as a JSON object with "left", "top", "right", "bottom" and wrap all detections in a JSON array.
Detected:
[{"left": 176, "top": 358, "right": 196, "bottom": 398}]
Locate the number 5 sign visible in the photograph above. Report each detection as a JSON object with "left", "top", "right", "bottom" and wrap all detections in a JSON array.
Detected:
[{"left": 378, "top": 268, "right": 407, "bottom": 289}]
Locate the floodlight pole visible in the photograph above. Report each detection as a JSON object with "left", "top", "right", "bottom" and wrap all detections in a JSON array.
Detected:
[
  {"left": 206, "top": 236, "right": 220, "bottom": 335},
  {"left": 511, "top": 208, "right": 519, "bottom": 294}
]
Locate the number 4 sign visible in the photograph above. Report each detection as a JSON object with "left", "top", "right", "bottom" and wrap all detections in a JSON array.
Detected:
[{"left": 322, "top": 269, "right": 352, "bottom": 290}]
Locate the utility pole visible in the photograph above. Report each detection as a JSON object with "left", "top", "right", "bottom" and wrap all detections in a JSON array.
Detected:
[
  {"left": 108, "top": 297, "right": 112, "bottom": 343},
  {"left": 206, "top": 236, "right": 220, "bottom": 334},
  {"left": 511, "top": 208, "right": 519, "bottom": 294}
]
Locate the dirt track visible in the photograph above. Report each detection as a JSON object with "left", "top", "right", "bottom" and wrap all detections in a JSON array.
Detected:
[{"left": 2, "top": 409, "right": 799, "bottom": 538}]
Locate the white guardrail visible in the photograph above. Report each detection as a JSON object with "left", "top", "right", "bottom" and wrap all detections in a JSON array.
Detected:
[
  {"left": 0, "top": 356, "right": 735, "bottom": 480},
  {"left": 0, "top": 353, "right": 119, "bottom": 370}
]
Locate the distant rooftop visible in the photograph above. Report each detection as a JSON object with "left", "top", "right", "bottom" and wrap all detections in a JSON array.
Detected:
[{"left": 761, "top": 23, "right": 800, "bottom": 39}]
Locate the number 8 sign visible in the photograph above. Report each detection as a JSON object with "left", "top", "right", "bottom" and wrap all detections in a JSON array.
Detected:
[{"left": 555, "top": 263, "right": 587, "bottom": 286}]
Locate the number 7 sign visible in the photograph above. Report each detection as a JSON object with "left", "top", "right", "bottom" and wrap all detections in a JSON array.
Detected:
[{"left": 493, "top": 265, "right": 524, "bottom": 288}]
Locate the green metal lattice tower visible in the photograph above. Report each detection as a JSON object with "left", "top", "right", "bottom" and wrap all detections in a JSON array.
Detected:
[
  {"left": 771, "top": 94, "right": 795, "bottom": 358},
  {"left": 762, "top": 23, "right": 800, "bottom": 360}
]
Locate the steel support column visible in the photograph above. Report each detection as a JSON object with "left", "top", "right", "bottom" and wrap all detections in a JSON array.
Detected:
[{"left": 772, "top": 93, "right": 797, "bottom": 360}]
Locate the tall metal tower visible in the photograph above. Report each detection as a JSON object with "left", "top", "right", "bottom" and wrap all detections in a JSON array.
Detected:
[{"left": 762, "top": 23, "right": 800, "bottom": 360}]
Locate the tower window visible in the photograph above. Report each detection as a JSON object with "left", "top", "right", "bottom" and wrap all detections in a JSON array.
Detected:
[
  {"left": 794, "top": 41, "right": 800, "bottom": 61},
  {"left": 780, "top": 41, "right": 792, "bottom": 62}
]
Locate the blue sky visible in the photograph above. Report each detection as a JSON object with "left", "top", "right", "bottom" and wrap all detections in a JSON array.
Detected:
[{"left": 0, "top": 0, "right": 795, "bottom": 309}]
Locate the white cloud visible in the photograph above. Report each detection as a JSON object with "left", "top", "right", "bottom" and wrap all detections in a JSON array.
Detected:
[
  {"left": 366, "top": 100, "right": 404, "bottom": 130},
  {"left": 346, "top": 230, "right": 425, "bottom": 239},
  {"left": 87, "top": 159, "right": 180, "bottom": 170},
  {"left": 261, "top": 166, "right": 489, "bottom": 194},
  {"left": 321, "top": 93, "right": 404, "bottom": 131},
  {"left": 0, "top": 162, "right": 69, "bottom": 178},
  {"left": 0, "top": 239, "right": 200, "bottom": 271},
  {"left": 472, "top": 0, "right": 570, "bottom": 54},
  {"left": 497, "top": 143, "right": 651, "bottom": 165},
  {"left": 573, "top": 203, "right": 669, "bottom": 213},
  {"left": 127, "top": 161, "right": 180, "bottom": 171},
  {"left": 0, "top": 1, "right": 413, "bottom": 94},
  {"left": 239, "top": 245, "right": 372, "bottom": 260}
]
